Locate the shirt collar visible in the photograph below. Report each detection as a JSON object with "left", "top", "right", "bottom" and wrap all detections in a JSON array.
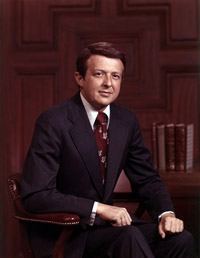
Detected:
[{"left": 80, "top": 92, "right": 110, "bottom": 130}]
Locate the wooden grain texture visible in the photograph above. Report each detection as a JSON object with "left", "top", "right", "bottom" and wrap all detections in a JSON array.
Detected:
[{"left": 1, "top": 0, "right": 199, "bottom": 257}]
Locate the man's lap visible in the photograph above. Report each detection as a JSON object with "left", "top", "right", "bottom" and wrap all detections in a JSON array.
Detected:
[
  {"left": 83, "top": 224, "right": 154, "bottom": 258},
  {"left": 83, "top": 222, "right": 195, "bottom": 258},
  {"left": 29, "top": 221, "right": 195, "bottom": 258}
]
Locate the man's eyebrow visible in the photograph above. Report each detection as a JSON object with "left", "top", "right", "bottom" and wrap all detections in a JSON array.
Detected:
[
  {"left": 93, "top": 69, "right": 105, "bottom": 72},
  {"left": 93, "top": 69, "right": 121, "bottom": 74}
]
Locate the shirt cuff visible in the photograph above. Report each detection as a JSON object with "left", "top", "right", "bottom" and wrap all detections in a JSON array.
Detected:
[
  {"left": 158, "top": 211, "right": 175, "bottom": 222},
  {"left": 87, "top": 201, "right": 98, "bottom": 226}
]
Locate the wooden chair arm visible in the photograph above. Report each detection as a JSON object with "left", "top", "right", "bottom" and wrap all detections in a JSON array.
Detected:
[
  {"left": 14, "top": 208, "right": 80, "bottom": 226},
  {"left": 8, "top": 174, "right": 80, "bottom": 226}
]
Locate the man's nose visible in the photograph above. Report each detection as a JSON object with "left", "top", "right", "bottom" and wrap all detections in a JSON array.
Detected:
[{"left": 104, "top": 75, "right": 112, "bottom": 87}]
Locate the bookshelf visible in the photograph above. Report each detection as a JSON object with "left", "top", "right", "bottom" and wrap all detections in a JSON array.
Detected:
[{"left": 159, "top": 162, "right": 200, "bottom": 194}]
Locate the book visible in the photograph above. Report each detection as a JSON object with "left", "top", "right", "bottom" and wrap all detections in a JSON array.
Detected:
[
  {"left": 165, "top": 124, "right": 175, "bottom": 171},
  {"left": 175, "top": 124, "right": 186, "bottom": 171},
  {"left": 186, "top": 124, "right": 194, "bottom": 170},
  {"left": 157, "top": 124, "right": 166, "bottom": 170},
  {"left": 175, "top": 124, "right": 194, "bottom": 171},
  {"left": 151, "top": 122, "right": 159, "bottom": 168}
]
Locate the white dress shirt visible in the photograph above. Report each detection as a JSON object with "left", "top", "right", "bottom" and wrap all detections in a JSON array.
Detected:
[{"left": 80, "top": 93, "right": 109, "bottom": 225}]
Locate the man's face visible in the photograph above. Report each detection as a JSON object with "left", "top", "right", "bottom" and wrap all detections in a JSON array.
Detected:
[{"left": 75, "top": 55, "right": 124, "bottom": 111}]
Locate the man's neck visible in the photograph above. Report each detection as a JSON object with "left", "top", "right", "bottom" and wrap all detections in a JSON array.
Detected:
[{"left": 80, "top": 92, "right": 110, "bottom": 129}]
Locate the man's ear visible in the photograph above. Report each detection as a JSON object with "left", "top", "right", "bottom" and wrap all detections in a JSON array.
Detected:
[{"left": 74, "top": 72, "right": 84, "bottom": 87}]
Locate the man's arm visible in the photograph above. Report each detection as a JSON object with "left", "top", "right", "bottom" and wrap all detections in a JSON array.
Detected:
[
  {"left": 124, "top": 114, "right": 176, "bottom": 221},
  {"left": 118, "top": 112, "right": 184, "bottom": 236},
  {"left": 20, "top": 110, "right": 95, "bottom": 229}
]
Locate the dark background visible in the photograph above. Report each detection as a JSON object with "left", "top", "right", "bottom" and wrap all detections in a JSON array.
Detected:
[{"left": 0, "top": 0, "right": 199, "bottom": 257}]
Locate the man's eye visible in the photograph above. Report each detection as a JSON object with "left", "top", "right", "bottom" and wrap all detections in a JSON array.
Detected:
[
  {"left": 112, "top": 74, "right": 120, "bottom": 79},
  {"left": 94, "top": 72, "right": 103, "bottom": 77}
]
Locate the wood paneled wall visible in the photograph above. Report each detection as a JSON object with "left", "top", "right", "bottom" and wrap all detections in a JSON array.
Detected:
[{"left": 1, "top": 0, "right": 199, "bottom": 257}]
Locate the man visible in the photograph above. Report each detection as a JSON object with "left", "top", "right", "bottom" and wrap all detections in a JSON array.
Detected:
[{"left": 21, "top": 42, "right": 195, "bottom": 258}]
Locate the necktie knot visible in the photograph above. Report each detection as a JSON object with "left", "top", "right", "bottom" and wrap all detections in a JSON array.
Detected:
[{"left": 96, "top": 112, "right": 107, "bottom": 126}]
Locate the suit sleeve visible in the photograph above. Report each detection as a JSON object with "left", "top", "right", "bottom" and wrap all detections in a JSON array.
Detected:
[
  {"left": 124, "top": 114, "right": 175, "bottom": 222},
  {"left": 20, "top": 111, "right": 94, "bottom": 228}
]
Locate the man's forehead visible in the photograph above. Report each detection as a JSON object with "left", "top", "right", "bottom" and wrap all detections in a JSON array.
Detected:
[{"left": 87, "top": 55, "right": 124, "bottom": 70}]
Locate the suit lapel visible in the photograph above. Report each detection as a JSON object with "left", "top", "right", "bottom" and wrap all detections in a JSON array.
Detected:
[
  {"left": 103, "top": 107, "right": 129, "bottom": 201},
  {"left": 67, "top": 94, "right": 104, "bottom": 198}
]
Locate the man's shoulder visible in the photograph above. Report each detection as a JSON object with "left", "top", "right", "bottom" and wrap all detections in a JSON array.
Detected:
[
  {"left": 36, "top": 93, "right": 80, "bottom": 124},
  {"left": 110, "top": 102, "right": 137, "bottom": 122},
  {"left": 37, "top": 100, "right": 68, "bottom": 121}
]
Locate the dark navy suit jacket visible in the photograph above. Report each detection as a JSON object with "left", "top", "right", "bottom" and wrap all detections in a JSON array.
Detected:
[{"left": 21, "top": 92, "right": 174, "bottom": 257}]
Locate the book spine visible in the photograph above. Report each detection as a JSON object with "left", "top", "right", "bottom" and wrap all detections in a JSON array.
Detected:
[
  {"left": 165, "top": 124, "right": 175, "bottom": 171},
  {"left": 175, "top": 124, "right": 186, "bottom": 171},
  {"left": 186, "top": 124, "right": 194, "bottom": 170},
  {"left": 151, "top": 122, "right": 158, "bottom": 169},
  {"left": 157, "top": 125, "right": 166, "bottom": 171}
]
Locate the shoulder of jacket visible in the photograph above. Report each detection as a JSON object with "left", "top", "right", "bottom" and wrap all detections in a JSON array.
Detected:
[{"left": 111, "top": 103, "right": 137, "bottom": 122}]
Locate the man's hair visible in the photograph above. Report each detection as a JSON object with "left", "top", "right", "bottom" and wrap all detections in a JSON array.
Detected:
[{"left": 76, "top": 42, "right": 126, "bottom": 78}]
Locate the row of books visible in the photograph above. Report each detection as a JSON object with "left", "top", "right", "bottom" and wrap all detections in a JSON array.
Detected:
[{"left": 151, "top": 122, "right": 194, "bottom": 171}]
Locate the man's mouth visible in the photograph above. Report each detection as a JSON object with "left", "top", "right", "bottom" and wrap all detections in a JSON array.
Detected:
[{"left": 99, "top": 91, "right": 112, "bottom": 97}]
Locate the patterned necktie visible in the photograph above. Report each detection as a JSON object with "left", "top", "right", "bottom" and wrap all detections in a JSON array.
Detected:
[{"left": 94, "top": 112, "right": 108, "bottom": 182}]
